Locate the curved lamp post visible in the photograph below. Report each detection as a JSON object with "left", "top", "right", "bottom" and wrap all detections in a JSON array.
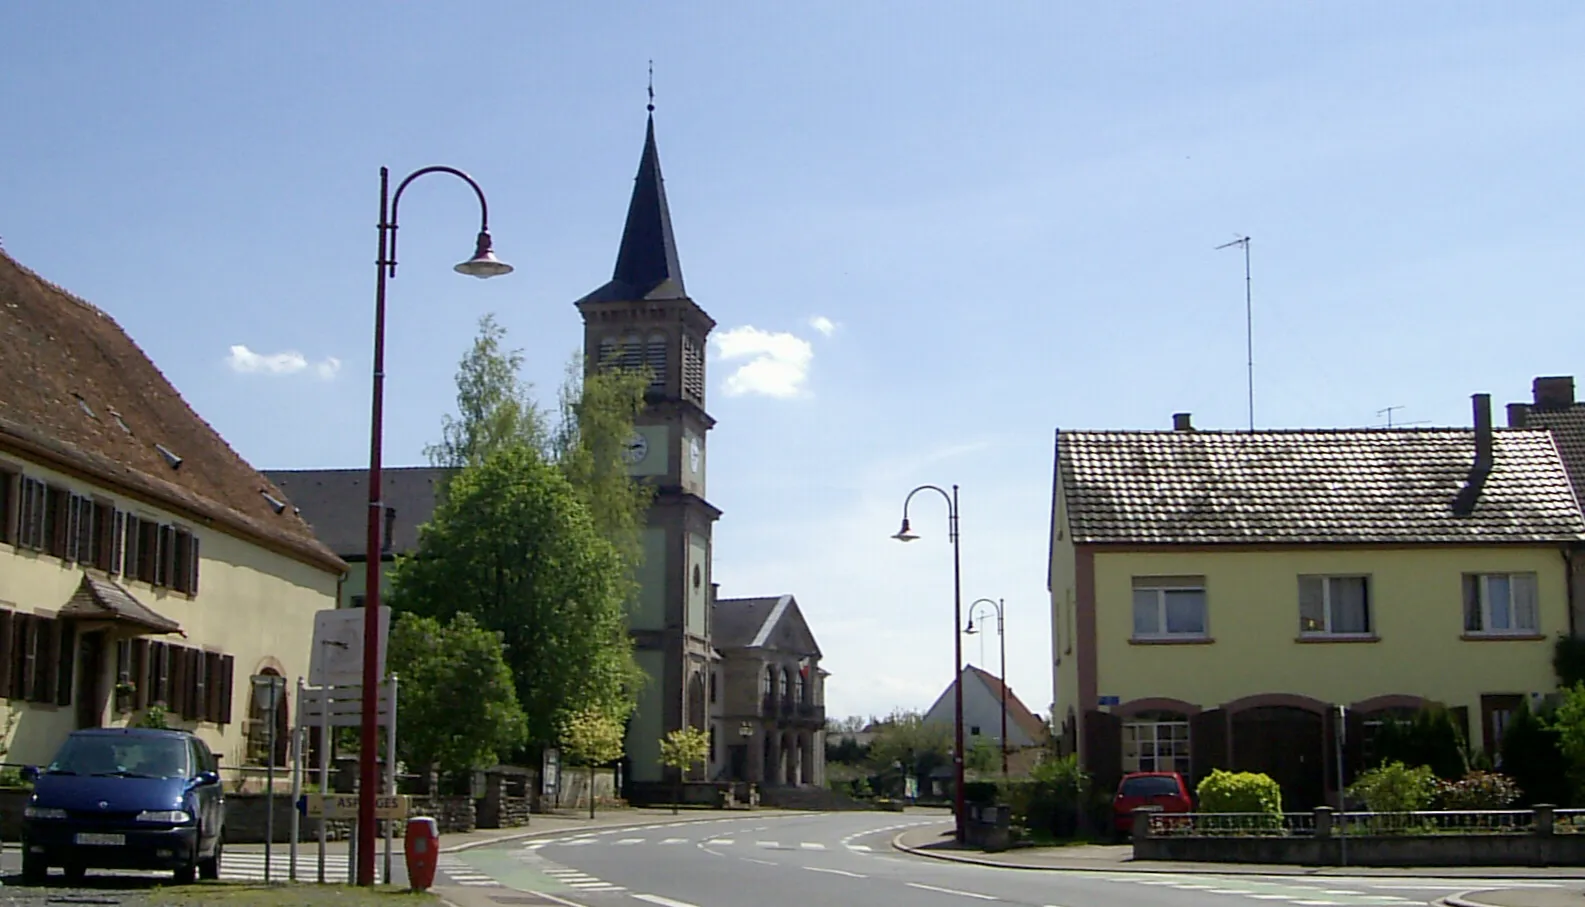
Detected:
[
  {"left": 892, "top": 484, "right": 965, "bottom": 844},
  {"left": 965, "top": 598, "right": 1007, "bottom": 777},
  {"left": 359, "top": 165, "right": 511, "bottom": 886}
]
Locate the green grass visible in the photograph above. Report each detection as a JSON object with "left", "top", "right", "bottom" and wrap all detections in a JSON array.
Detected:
[{"left": 138, "top": 882, "right": 440, "bottom": 906}]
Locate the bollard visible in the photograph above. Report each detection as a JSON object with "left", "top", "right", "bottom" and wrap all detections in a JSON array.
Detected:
[{"left": 404, "top": 817, "right": 439, "bottom": 892}]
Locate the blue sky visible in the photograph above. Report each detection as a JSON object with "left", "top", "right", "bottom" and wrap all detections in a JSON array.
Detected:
[{"left": 5, "top": 2, "right": 1585, "bottom": 723}]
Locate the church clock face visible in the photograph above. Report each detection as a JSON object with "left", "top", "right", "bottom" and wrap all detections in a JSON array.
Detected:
[
  {"left": 689, "top": 436, "right": 701, "bottom": 472},
  {"left": 622, "top": 432, "right": 649, "bottom": 465}
]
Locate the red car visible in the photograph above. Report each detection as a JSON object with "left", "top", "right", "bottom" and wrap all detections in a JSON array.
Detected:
[{"left": 1113, "top": 771, "right": 1193, "bottom": 836}]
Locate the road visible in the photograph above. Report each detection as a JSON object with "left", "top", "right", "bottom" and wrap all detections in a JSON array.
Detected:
[{"left": 436, "top": 812, "right": 1574, "bottom": 907}]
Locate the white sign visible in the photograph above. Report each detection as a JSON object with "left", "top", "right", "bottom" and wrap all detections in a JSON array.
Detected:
[
  {"left": 302, "top": 794, "right": 408, "bottom": 820},
  {"left": 308, "top": 607, "right": 390, "bottom": 687},
  {"left": 299, "top": 684, "right": 395, "bottom": 728}
]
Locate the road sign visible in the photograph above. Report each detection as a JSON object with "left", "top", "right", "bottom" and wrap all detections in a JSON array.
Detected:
[
  {"left": 299, "top": 684, "right": 395, "bottom": 728},
  {"left": 299, "top": 793, "right": 408, "bottom": 820},
  {"left": 1098, "top": 695, "right": 1121, "bottom": 706},
  {"left": 309, "top": 607, "right": 390, "bottom": 687}
]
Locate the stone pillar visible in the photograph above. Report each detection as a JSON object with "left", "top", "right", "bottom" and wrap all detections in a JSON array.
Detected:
[
  {"left": 1314, "top": 806, "right": 1334, "bottom": 840},
  {"left": 1535, "top": 804, "right": 1556, "bottom": 837},
  {"left": 801, "top": 734, "right": 814, "bottom": 786}
]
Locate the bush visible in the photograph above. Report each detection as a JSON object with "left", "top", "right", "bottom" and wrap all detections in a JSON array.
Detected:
[
  {"left": 1349, "top": 761, "right": 1438, "bottom": 814},
  {"left": 962, "top": 780, "right": 999, "bottom": 806},
  {"left": 1002, "top": 754, "right": 1089, "bottom": 839},
  {"left": 1501, "top": 701, "right": 1570, "bottom": 806},
  {"left": 1196, "top": 769, "right": 1283, "bottom": 815},
  {"left": 1435, "top": 771, "right": 1520, "bottom": 809},
  {"left": 1371, "top": 708, "right": 1469, "bottom": 781}
]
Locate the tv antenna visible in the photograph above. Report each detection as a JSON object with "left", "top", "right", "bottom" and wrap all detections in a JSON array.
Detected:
[
  {"left": 1215, "top": 235, "right": 1254, "bottom": 430},
  {"left": 1376, "top": 405, "right": 1429, "bottom": 428}
]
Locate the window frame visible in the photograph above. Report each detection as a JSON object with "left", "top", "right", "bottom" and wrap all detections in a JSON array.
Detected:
[
  {"left": 1122, "top": 717, "right": 1191, "bottom": 774},
  {"left": 1130, "top": 577, "right": 1209, "bottom": 641},
  {"left": 0, "top": 466, "right": 17, "bottom": 545},
  {"left": 1464, "top": 572, "right": 1540, "bottom": 636},
  {"left": 1298, "top": 574, "right": 1374, "bottom": 637}
]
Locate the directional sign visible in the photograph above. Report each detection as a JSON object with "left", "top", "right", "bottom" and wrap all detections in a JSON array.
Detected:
[
  {"left": 299, "top": 685, "right": 395, "bottom": 728},
  {"left": 308, "top": 607, "right": 390, "bottom": 687},
  {"left": 299, "top": 793, "right": 408, "bottom": 820}
]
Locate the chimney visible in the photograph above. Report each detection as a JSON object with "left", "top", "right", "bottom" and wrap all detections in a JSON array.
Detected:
[
  {"left": 1172, "top": 413, "right": 1194, "bottom": 431},
  {"left": 1533, "top": 376, "right": 1575, "bottom": 410},
  {"left": 1453, "top": 393, "right": 1494, "bottom": 516},
  {"left": 1507, "top": 402, "right": 1530, "bottom": 428}
]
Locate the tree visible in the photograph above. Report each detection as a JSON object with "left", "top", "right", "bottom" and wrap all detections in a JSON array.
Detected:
[
  {"left": 387, "top": 612, "right": 526, "bottom": 780},
  {"left": 867, "top": 709, "right": 952, "bottom": 781},
  {"left": 659, "top": 727, "right": 710, "bottom": 814},
  {"left": 965, "top": 736, "right": 999, "bottom": 774},
  {"left": 558, "top": 707, "right": 626, "bottom": 818},
  {"left": 1501, "top": 700, "right": 1570, "bottom": 806},
  {"left": 1552, "top": 683, "right": 1585, "bottom": 800},
  {"left": 388, "top": 446, "right": 641, "bottom": 752},
  {"left": 424, "top": 314, "right": 546, "bottom": 469}
]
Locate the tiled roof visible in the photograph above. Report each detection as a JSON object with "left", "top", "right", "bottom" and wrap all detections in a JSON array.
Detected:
[
  {"left": 1517, "top": 406, "right": 1585, "bottom": 505},
  {"left": 263, "top": 467, "right": 452, "bottom": 557},
  {"left": 1059, "top": 428, "right": 1585, "bottom": 545},
  {"left": 963, "top": 665, "right": 1049, "bottom": 742},
  {"left": 0, "top": 249, "right": 343, "bottom": 573},
  {"left": 712, "top": 596, "right": 784, "bottom": 650},
  {"left": 59, "top": 575, "right": 182, "bottom": 636}
]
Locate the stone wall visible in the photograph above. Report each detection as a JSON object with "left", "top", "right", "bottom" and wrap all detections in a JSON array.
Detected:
[
  {"left": 554, "top": 768, "right": 619, "bottom": 812},
  {"left": 410, "top": 795, "right": 475, "bottom": 834},
  {"left": 222, "top": 793, "right": 350, "bottom": 843},
  {"left": 0, "top": 788, "right": 30, "bottom": 839}
]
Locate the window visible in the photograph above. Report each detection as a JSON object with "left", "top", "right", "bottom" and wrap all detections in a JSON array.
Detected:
[
  {"left": 0, "top": 467, "right": 15, "bottom": 544},
  {"left": 1482, "top": 694, "right": 1524, "bottom": 758},
  {"left": 1464, "top": 573, "right": 1539, "bottom": 635},
  {"left": 120, "top": 515, "right": 199, "bottom": 593},
  {"left": 644, "top": 332, "right": 667, "bottom": 391},
  {"left": 970, "top": 725, "right": 982, "bottom": 736},
  {"left": 1123, "top": 718, "right": 1190, "bottom": 774},
  {"left": 682, "top": 334, "right": 705, "bottom": 402},
  {"left": 44, "top": 486, "right": 68, "bottom": 557},
  {"left": 18, "top": 477, "right": 47, "bottom": 550},
  {"left": 619, "top": 333, "right": 643, "bottom": 370},
  {"left": 1131, "top": 577, "right": 1207, "bottom": 639},
  {"left": 350, "top": 594, "right": 366, "bottom": 609},
  {"left": 597, "top": 337, "right": 618, "bottom": 368},
  {"left": 115, "top": 638, "right": 134, "bottom": 713},
  {"left": 1299, "top": 575, "right": 1372, "bottom": 636},
  {"left": 0, "top": 611, "right": 73, "bottom": 705}
]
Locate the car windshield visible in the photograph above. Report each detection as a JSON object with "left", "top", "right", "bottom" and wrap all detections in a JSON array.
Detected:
[
  {"left": 47, "top": 735, "right": 191, "bottom": 779},
  {"left": 1120, "top": 776, "right": 1180, "bottom": 797}
]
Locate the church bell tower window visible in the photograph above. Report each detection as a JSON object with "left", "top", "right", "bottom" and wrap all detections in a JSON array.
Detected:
[
  {"left": 645, "top": 332, "right": 667, "bottom": 392},
  {"left": 620, "top": 333, "right": 643, "bottom": 371},
  {"left": 682, "top": 334, "right": 705, "bottom": 403}
]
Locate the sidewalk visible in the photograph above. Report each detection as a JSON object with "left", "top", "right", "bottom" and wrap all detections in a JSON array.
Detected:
[
  {"left": 893, "top": 823, "right": 1585, "bottom": 880},
  {"left": 437, "top": 806, "right": 800, "bottom": 853},
  {"left": 1443, "top": 891, "right": 1585, "bottom": 907}
]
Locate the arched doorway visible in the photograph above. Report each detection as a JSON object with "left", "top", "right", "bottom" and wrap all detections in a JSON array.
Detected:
[
  {"left": 246, "top": 667, "right": 289, "bottom": 769},
  {"left": 1232, "top": 705, "right": 1324, "bottom": 810}
]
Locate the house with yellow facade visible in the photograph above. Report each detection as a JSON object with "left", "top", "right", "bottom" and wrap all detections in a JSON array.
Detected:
[
  {"left": 0, "top": 248, "right": 344, "bottom": 771},
  {"left": 1049, "top": 395, "right": 1585, "bottom": 809}
]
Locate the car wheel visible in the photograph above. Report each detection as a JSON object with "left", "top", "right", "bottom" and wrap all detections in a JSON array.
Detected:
[
  {"left": 20, "top": 849, "right": 46, "bottom": 886},
  {"left": 199, "top": 839, "right": 222, "bottom": 881}
]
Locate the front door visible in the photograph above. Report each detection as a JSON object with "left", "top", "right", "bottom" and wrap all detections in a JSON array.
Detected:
[
  {"left": 75, "top": 631, "right": 106, "bottom": 729},
  {"left": 729, "top": 744, "right": 747, "bottom": 781}
]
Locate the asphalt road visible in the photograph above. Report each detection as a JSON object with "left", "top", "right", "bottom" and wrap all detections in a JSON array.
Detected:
[{"left": 438, "top": 812, "right": 1577, "bottom": 907}]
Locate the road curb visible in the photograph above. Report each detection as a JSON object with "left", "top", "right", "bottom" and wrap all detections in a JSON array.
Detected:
[
  {"left": 889, "top": 830, "right": 1585, "bottom": 881},
  {"left": 439, "top": 810, "right": 800, "bottom": 854},
  {"left": 1439, "top": 893, "right": 1500, "bottom": 907}
]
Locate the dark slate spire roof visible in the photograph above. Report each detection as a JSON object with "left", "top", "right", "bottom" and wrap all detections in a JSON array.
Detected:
[{"left": 577, "top": 113, "right": 687, "bottom": 305}]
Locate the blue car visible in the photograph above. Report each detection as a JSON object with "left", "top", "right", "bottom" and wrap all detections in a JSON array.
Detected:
[{"left": 21, "top": 727, "right": 225, "bottom": 885}]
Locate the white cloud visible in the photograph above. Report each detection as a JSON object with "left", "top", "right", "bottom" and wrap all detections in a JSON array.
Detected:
[
  {"left": 808, "top": 315, "right": 837, "bottom": 337},
  {"left": 226, "top": 345, "right": 341, "bottom": 380},
  {"left": 711, "top": 326, "right": 815, "bottom": 398}
]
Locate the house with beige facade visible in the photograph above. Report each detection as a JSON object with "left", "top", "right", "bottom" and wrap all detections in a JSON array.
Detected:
[
  {"left": 1049, "top": 395, "right": 1585, "bottom": 809},
  {"left": 712, "top": 594, "right": 826, "bottom": 789},
  {"left": 0, "top": 249, "right": 344, "bottom": 771}
]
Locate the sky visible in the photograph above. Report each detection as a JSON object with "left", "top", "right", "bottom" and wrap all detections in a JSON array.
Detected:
[{"left": 5, "top": 2, "right": 1585, "bottom": 724}]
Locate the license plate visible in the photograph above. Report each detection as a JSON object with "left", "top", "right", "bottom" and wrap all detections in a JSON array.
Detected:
[
  {"left": 1139, "top": 805, "right": 1164, "bottom": 812},
  {"left": 75, "top": 833, "right": 125, "bottom": 846}
]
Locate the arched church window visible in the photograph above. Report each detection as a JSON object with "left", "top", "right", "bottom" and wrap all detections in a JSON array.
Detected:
[
  {"left": 682, "top": 334, "right": 705, "bottom": 402},
  {"left": 620, "top": 333, "right": 643, "bottom": 371},
  {"left": 598, "top": 337, "right": 619, "bottom": 368},
  {"left": 645, "top": 332, "right": 667, "bottom": 391}
]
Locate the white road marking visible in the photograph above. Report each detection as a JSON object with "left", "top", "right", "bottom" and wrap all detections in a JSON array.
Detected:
[
  {"left": 846, "top": 843, "right": 872, "bottom": 851},
  {"left": 801, "top": 842, "right": 826, "bottom": 850},
  {"left": 661, "top": 837, "right": 688, "bottom": 844},
  {"left": 756, "top": 841, "right": 780, "bottom": 848},
  {"left": 632, "top": 895, "right": 703, "bottom": 907},
  {"left": 614, "top": 838, "right": 645, "bottom": 845},
  {"left": 706, "top": 839, "right": 734, "bottom": 846},
  {"left": 745, "top": 857, "right": 777, "bottom": 866},
  {"left": 1292, "top": 901, "right": 1344, "bottom": 906},
  {"left": 908, "top": 882, "right": 999, "bottom": 900},
  {"left": 807, "top": 866, "right": 865, "bottom": 878},
  {"left": 1247, "top": 897, "right": 1291, "bottom": 901}
]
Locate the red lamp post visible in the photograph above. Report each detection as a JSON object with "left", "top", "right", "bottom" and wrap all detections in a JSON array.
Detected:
[{"left": 358, "top": 165, "right": 511, "bottom": 886}]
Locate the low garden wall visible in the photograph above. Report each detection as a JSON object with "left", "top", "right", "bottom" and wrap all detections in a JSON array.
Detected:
[{"left": 1133, "top": 805, "right": 1585, "bottom": 867}]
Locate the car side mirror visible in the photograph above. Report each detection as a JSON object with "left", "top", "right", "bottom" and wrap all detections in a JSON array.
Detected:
[
  {"left": 20, "top": 765, "right": 38, "bottom": 782},
  {"left": 192, "top": 771, "right": 220, "bottom": 788}
]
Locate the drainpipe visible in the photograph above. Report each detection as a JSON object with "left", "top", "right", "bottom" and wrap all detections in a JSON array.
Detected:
[{"left": 1564, "top": 546, "right": 1577, "bottom": 640}]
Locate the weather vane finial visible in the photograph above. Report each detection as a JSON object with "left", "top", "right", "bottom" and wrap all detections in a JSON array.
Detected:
[{"left": 647, "top": 60, "right": 655, "bottom": 113}]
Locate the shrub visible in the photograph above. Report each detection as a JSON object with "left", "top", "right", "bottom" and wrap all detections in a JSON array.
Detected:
[
  {"left": 1371, "top": 708, "right": 1469, "bottom": 781},
  {"left": 1435, "top": 771, "right": 1520, "bottom": 810},
  {"left": 962, "top": 780, "right": 999, "bottom": 806},
  {"left": 1196, "top": 769, "right": 1283, "bottom": 816},
  {"left": 1501, "top": 701, "right": 1570, "bottom": 806},
  {"left": 1002, "top": 754, "right": 1089, "bottom": 839},
  {"left": 1349, "top": 760, "right": 1438, "bottom": 814}
]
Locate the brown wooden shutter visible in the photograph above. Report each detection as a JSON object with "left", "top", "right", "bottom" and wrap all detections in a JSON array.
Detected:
[
  {"left": 0, "top": 469, "right": 14, "bottom": 545},
  {"left": 132, "top": 639, "right": 149, "bottom": 709},
  {"left": 192, "top": 651, "right": 207, "bottom": 721},
  {"left": 149, "top": 642, "right": 166, "bottom": 706},
  {"left": 218, "top": 655, "right": 234, "bottom": 724},
  {"left": 139, "top": 521, "right": 158, "bottom": 584},
  {"left": 205, "top": 652, "right": 222, "bottom": 720},
  {"left": 1190, "top": 708, "right": 1228, "bottom": 788},
  {"left": 171, "top": 647, "right": 189, "bottom": 717},
  {"left": 0, "top": 611, "right": 13, "bottom": 699},
  {"left": 1083, "top": 709, "right": 1124, "bottom": 799},
  {"left": 18, "top": 617, "right": 36, "bottom": 701},
  {"left": 55, "top": 622, "right": 74, "bottom": 707},
  {"left": 188, "top": 535, "right": 200, "bottom": 596},
  {"left": 46, "top": 488, "right": 67, "bottom": 557},
  {"left": 38, "top": 619, "right": 59, "bottom": 705},
  {"left": 110, "top": 510, "right": 124, "bottom": 574}
]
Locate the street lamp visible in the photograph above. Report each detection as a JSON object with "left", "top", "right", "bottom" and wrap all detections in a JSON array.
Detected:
[
  {"left": 892, "top": 484, "right": 965, "bottom": 845},
  {"left": 965, "top": 597, "right": 1008, "bottom": 778},
  {"left": 358, "top": 165, "right": 511, "bottom": 886},
  {"left": 250, "top": 674, "right": 286, "bottom": 881}
]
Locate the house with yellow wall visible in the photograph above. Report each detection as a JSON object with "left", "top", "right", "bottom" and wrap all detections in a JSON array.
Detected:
[
  {"left": 0, "top": 249, "right": 344, "bottom": 772},
  {"left": 1048, "top": 395, "right": 1585, "bottom": 809}
]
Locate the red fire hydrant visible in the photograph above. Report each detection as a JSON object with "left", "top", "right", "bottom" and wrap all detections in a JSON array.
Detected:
[{"left": 404, "top": 816, "right": 439, "bottom": 892}]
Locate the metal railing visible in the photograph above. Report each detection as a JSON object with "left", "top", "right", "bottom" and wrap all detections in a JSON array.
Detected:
[
  {"left": 1148, "top": 811, "right": 1317, "bottom": 838},
  {"left": 1337, "top": 809, "right": 1532, "bottom": 836},
  {"left": 1148, "top": 808, "right": 1538, "bottom": 839},
  {"left": 1555, "top": 809, "right": 1585, "bottom": 834}
]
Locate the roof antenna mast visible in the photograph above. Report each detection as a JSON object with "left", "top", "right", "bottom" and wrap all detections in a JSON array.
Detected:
[
  {"left": 1215, "top": 235, "right": 1254, "bottom": 431},
  {"left": 647, "top": 59, "right": 655, "bottom": 113}
]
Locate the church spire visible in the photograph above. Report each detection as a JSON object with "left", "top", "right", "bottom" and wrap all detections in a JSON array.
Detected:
[{"left": 610, "top": 109, "right": 685, "bottom": 299}]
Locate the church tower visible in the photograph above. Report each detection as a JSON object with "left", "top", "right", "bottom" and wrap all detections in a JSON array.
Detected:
[{"left": 575, "top": 108, "right": 720, "bottom": 789}]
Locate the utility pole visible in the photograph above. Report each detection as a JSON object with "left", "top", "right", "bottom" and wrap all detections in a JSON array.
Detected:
[{"left": 1216, "top": 235, "right": 1254, "bottom": 430}]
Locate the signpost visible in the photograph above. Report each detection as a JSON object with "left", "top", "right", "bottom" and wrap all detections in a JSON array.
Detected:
[
  {"left": 309, "top": 608, "right": 390, "bottom": 687},
  {"left": 250, "top": 674, "right": 287, "bottom": 882},
  {"left": 302, "top": 794, "right": 410, "bottom": 820}
]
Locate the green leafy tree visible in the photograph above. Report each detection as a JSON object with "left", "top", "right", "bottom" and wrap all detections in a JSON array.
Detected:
[
  {"left": 659, "top": 726, "right": 710, "bottom": 814},
  {"left": 558, "top": 707, "right": 626, "bottom": 818},
  {"left": 551, "top": 359, "right": 654, "bottom": 563},
  {"left": 388, "top": 446, "right": 640, "bottom": 751},
  {"left": 387, "top": 612, "right": 526, "bottom": 779},
  {"left": 425, "top": 314, "right": 547, "bottom": 470},
  {"left": 1371, "top": 707, "right": 1469, "bottom": 781},
  {"left": 1552, "top": 682, "right": 1585, "bottom": 800},
  {"left": 965, "top": 736, "right": 999, "bottom": 774},
  {"left": 867, "top": 709, "right": 952, "bottom": 780},
  {"left": 1500, "top": 700, "right": 1570, "bottom": 806}
]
